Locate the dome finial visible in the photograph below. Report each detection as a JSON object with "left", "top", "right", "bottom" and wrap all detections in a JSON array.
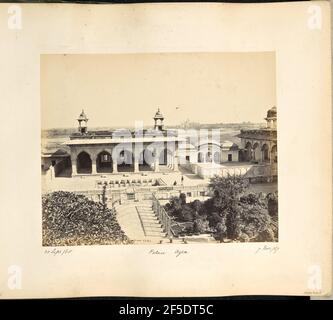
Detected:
[
  {"left": 77, "top": 109, "right": 89, "bottom": 134},
  {"left": 153, "top": 108, "right": 164, "bottom": 130}
]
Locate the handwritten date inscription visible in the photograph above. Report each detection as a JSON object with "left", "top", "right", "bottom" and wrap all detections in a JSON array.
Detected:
[
  {"left": 44, "top": 248, "right": 73, "bottom": 256},
  {"left": 255, "top": 245, "right": 279, "bottom": 254}
]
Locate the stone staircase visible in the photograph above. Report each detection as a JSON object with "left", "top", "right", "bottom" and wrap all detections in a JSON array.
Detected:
[
  {"left": 135, "top": 204, "right": 166, "bottom": 238},
  {"left": 114, "top": 200, "right": 166, "bottom": 242}
]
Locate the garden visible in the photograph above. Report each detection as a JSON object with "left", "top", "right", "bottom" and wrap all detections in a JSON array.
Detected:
[{"left": 164, "top": 176, "right": 278, "bottom": 242}]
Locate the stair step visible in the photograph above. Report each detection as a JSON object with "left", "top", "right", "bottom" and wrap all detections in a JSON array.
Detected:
[
  {"left": 139, "top": 214, "right": 157, "bottom": 218},
  {"left": 115, "top": 201, "right": 167, "bottom": 239},
  {"left": 141, "top": 219, "right": 159, "bottom": 223},
  {"left": 142, "top": 219, "right": 160, "bottom": 222},
  {"left": 142, "top": 221, "right": 159, "bottom": 225},
  {"left": 140, "top": 214, "right": 157, "bottom": 218},
  {"left": 143, "top": 224, "right": 163, "bottom": 229},
  {"left": 141, "top": 216, "right": 158, "bottom": 220},
  {"left": 145, "top": 232, "right": 166, "bottom": 237},
  {"left": 145, "top": 229, "right": 164, "bottom": 234}
]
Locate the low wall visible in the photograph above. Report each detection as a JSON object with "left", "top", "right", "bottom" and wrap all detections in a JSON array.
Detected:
[
  {"left": 70, "top": 183, "right": 210, "bottom": 206},
  {"left": 195, "top": 163, "right": 277, "bottom": 180}
]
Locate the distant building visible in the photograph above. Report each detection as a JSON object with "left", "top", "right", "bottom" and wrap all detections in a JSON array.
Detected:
[
  {"left": 41, "top": 107, "right": 277, "bottom": 181},
  {"left": 238, "top": 106, "right": 277, "bottom": 164},
  {"left": 64, "top": 109, "right": 183, "bottom": 176}
]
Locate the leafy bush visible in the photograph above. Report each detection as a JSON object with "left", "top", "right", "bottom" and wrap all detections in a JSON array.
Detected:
[
  {"left": 165, "top": 175, "right": 278, "bottom": 242},
  {"left": 193, "top": 218, "right": 210, "bottom": 233},
  {"left": 42, "top": 191, "right": 129, "bottom": 246},
  {"left": 267, "top": 192, "right": 278, "bottom": 217}
]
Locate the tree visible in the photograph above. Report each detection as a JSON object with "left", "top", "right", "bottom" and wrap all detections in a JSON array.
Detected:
[
  {"left": 165, "top": 196, "right": 184, "bottom": 220},
  {"left": 209, "top": 175, "right": 249, "bottom": 206},
  {"left": 208, "top": 175, "right": 273, "bottom": 241},
  {"left": 101, "top": 182, "right": 108, "bottom": 213},
  {"left": 237, "top": 196, "right": 272, "bottom": 239},
  {"left": 193, "top": 218, "right": 209, "bottom": 233},
  {"left": 164, "top": 175, "right": 276, "bottom": 242},
  {"left": 179, "top": 193, "right": 187, "bottom": 205},
  {"left": 191, "top": 199, "right": 203, "bottom": 216},
  {"left": 216, "top": 222, "right": 227, "bottom": 243},
  {"left": 267, "top": 192, "right": 278, "bottom": 217},
  {"left": 180, "top": 204, "right": 195, "bottom": 222},
  {"left": 165, "top": 194, "right": 196, "bottom": 222},
  {"left": 42, "top": 191, "right": 129, "bottom": 246}
]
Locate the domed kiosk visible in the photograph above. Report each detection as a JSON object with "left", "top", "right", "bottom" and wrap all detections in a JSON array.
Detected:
[{"left": 265, "top": 106, "right": 277, "bottom": 129}]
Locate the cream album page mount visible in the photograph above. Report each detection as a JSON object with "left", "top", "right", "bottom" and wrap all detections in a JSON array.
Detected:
[{"left": 0, "top": 2, "right": 331, "bottom": 298}]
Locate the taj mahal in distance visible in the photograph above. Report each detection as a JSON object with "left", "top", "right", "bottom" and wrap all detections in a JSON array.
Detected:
[{"left": 42, "top": 106, "right": 278, "bottom": 245}]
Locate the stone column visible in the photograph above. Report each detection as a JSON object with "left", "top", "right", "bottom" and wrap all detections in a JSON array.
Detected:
[
  {"left": 50, "top": 165, "right": 55, "bottom": 180},
  {"left": 268, "top": 145, "right": 271, "bottom": 163},
  {"left": 134, "top": 153, "right": 139, "bottom": 173},
  {"left": 71, "top": 156, "right": 77, "bottom": 176},
  {"left": 173, "top": 155, "right": 179, "bottom": 171},
  {"left": 112, "top": 157, "right": 118, "bottom": 173},
  {"left": 173, "top": 148, "right": 179, "bottom": 171},
  {"left": 154, "top": 149, "right": 160, "bottom": 172},
  {"left": 169, "top": 153, "right": 174, "bottom": 169},
  {"left": 92, "top": 157, "right": 97, "bottom": 175}
]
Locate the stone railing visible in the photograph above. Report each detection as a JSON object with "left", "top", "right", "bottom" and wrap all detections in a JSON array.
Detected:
[
  {"left": 152, "top": 194, "right": 173, "bottom": 237},
  {"left": 196, "top": 163, "right": 277, "bottom": 180},
  {"left": 72, "top": 183, "right": 209, "bottom": 209},
  {"left": 70, "top": 129, "right": 178, "bottom": 140},
  {"left": 238, "top": 129, "right": 277, "bottom": 140}
]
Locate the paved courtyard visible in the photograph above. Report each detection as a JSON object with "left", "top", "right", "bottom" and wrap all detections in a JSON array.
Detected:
[{"left": 42, "top": 166, "right": 209, "bottom": 193}]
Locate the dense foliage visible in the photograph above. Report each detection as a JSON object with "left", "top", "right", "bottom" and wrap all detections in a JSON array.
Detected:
[
  {"left": 165, "top": 176, "right": 278, "bottom": 242},
  {"left": 42, "top": 191, "right": 130, "bottom": 246}
]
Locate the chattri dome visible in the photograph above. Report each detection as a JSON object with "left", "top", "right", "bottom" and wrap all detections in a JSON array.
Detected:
[
  {"left": 266, "top": 106, "right": 277, "bottom": 118},
  {"left": 154, "top": 108, "right": 164, "bottom": 120},
  {"left": 77, "top": 109, "right": 88, "bottom": 121}
]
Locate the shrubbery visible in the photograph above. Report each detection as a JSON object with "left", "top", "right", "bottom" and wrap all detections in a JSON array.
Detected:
[
  {"left": 42, "top": 191, "right": 130, "bottom": 246},
  {"left": 165, "top": 176, "right": 278, "bottom": 242}
]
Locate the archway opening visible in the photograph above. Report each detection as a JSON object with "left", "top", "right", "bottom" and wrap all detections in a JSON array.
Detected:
[
  {"left": 139, "top": 149, "right": 154, "bottom": 171},
  {"left": 213, "top": 151, "right": 221, "bottom": 164},
  {"left": 245, "top": 142, "right": 252, "bottom": 161},
  {"left": 54, "top": 157, "right": 72, "bottom": 177},
  {"left": 97, "top": 151, "right": 112, "bottom": 173},
  {"left": 271, "top": 145, "right": 277, "bottom": 163},
  {"left": 117, "top": 150, "right": 134, "bottom": 172},
  {"left": 77, "top": 151, "right": 92, "bottom": 174},
  {"left": 205, "top": 152, "right": 212, "bottom": 163},
  {"left": 261, "top": 144, "right": 270, "bottom": 162},
  {"left": 253, "top": 143, "right": 260, "bottom": 162},
  {"left": 159, "top": 148, "right": 174, "bottom": 169},
  {"left": 198, "top": 152, "right": 204, "bottom": 163}
]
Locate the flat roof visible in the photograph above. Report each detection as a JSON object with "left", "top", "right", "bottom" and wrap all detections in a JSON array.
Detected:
[{"left": 64, "top": 136, "right": 186, "bottom": 146}]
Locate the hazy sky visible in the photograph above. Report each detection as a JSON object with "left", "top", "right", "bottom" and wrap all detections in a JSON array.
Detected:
[{"left": 41, "top": 52, "right": 275, "bottom": 129}]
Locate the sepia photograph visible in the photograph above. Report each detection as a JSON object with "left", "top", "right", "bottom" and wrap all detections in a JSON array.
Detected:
[
  {"left": 41, "top": 52, "right": 278, "bottom": 246},
  {"left": 0, "top": 1, "right": 331, "bottom": 299}
]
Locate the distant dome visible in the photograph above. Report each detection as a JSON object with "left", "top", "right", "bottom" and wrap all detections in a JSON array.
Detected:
[
  {"left": 154, "top": 108, "right": 164, "bottom": 120},
  {"left": 266, "top": 106, "right": 277, "bottom": 118}
]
